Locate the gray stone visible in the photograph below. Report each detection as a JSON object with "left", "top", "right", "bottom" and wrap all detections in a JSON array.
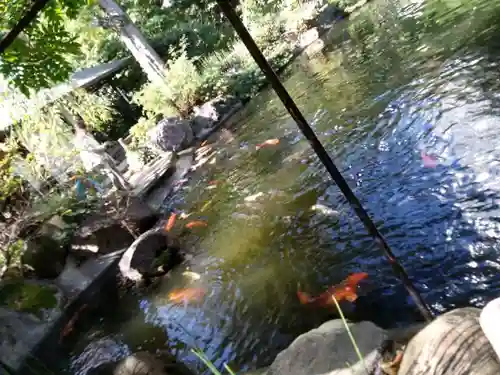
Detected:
[
  {"left": 268, "top": 320, "right": 386, "bottom": 375},
  {"left": 148, "top": 117, "right": 194, "bottom": 153},
  {"left": 22, "top": 233, "right": 69, "bottom": 279},
  {"left": 71, "top": 223, "right": 134, "bottom": 258},
  {"left": 481, "top": 297, "right": 500, "bottom": 361},
  {"left": 113, "top": 351, "right": 168, "bottom": 375},
  {"left": 399, "top": 307, "right": 500, "bottom": 375},
  {"left": 242, "top": 367, "right": 269, "bottom": 375},
  {"left": 118, "top": 224, "right": 183, "bottom": 283},
  {"left": 191, "top": 97, "right": 241, "bottom": 138},
  {"left": 72, "top": 195, "right": 160, "bottom": 258},
  {"left": 0, "top": 280, "right": 65, "bottom": 370}
]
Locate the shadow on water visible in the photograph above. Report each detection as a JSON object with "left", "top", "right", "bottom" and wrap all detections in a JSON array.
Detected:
[{"left": 65, "top": 0, "right": 500, "bottom": 374}]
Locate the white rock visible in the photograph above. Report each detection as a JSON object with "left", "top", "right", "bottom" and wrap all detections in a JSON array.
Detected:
[
  {"left": 400, "top": 307, "right": 500, "bottom": 375},
  {"left": 481, "top": 297, "right": 500, "bottom": 361}
]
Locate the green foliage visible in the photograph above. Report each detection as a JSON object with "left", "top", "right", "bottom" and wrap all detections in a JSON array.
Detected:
[
  {"left": 0, "top": 280, "right": 59, "bottom": 314},
  {"left": 328, "top": 0, "right": 360, "bottom": 10},
  {"left": 133, "top": 41, "right": 205, "bottom": 117},
  {"left": 0, "top": 142, "right": 25, "bottom": 206},
  {"left": 12, "top": 105, "right": 77, "bottom": 180},
  {"left": 0, "top": 0, "right": 87, "bottom": 96},
  {"left": 240, "top": 0, "right": 284, "bottom": 25},
  {"left": 128, "top": 116, "right": 157, "bottom": 150},
  {"left": 64, "top": 4, "right": 124, "bottom": 67},
  {"left": 58, "top": 88, "right": 118, "bottom": 136},
  {"left": 192, "top": 349, "right": 237, "bottom": 375}
]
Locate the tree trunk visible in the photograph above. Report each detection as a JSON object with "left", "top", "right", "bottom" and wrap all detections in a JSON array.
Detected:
[{"left": 98, "top": 0, "right": 167, "bottom": 84}]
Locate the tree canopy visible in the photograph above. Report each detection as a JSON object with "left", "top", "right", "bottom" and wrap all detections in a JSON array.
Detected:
[{"left": 0, "top": 0, "right": 88, "bottom": 96}]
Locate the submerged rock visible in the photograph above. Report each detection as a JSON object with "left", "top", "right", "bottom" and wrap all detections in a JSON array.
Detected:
[
  {"left": 148, "top": 117, "right": 194, "bottom": 153},
  {"left": 89, "top": 350, "right": 195, "bottom": 375},
  {"left": 0, "top": 280, "right": 65, "bottom": 369},
  {"left": 399, "top": 307, "right": 500, "bottom": 375},
  {"left": 114, "top": 351, "right": 167, "bottom": 375},
  {"left": 267, "top": 319, "right": 386, "bottom": 375},
  {"left": 118, "top": 224, "right": 184, "bottom": 283}
]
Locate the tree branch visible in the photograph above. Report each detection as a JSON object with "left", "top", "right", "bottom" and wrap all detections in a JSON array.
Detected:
[{"left": 0, "top": 0, "right": 52, "bottom": 55}]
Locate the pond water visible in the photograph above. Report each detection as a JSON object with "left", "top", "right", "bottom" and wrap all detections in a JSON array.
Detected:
[{"left": 62, "top": 0, "right": 500, "bottom": 373}]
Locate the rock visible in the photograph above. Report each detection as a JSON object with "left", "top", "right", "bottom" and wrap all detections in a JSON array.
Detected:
[
  {"left": 113, "top": 351, "right": 168, "bottom": 375},
  {"left": 71, "top": 223, "right": 135, "bottom": 258},
  {"left": 481, "top": 297, "right": 500, "bottom": 360},
  {"left": 191, "top": 97, "right": 241, "bottom": 138},
  {"left": 118, "top": 224, "right": 184, "bottom": 283},
  {"left": 298, "top": 27, "right": 320, "bottom": 48},
  {"left": 242, "top": 367, "right": 269, "bottom": 375},
  {"left": 267, "top": 320, "right": 386, "bottom": 375},
  {"left": 22, "top": 232, "right": 69, "bottom": 279},
  {"left": 148, "top": 117, "right": 194, "bottom": 153},
  {"left": 16, "top": 215, "right": 73, "bottom": 279},
  {"left": 0, "top": 280, "right": 65, "bottom": 370},
  {"left": 88, "top": 351, "right": 190, "bottom": 375},
  {"left": 399, "top": 307, "right": 500, "bottom": 375},
  {"left": 72, "top": 195, "right": 160, "bottom": 256}
]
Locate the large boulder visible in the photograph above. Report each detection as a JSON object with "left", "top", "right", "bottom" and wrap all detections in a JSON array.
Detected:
[
  {"left": 399, "top": 307, "right": 500, "bottom": 375},
  {"left": 267, "top": 320, "right": 387, "bottom": 375},
  {"left": 148, "top": 117, "right": 194, "bottom": 153}
]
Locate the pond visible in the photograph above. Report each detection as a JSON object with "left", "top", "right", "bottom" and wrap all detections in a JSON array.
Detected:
[{"left": 62, "top": 0, "right": 500, "bottom": 373}]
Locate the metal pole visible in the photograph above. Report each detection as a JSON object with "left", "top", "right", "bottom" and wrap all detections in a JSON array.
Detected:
[{"left": 215, "top": 0, "right": 434, "bottom": 322}]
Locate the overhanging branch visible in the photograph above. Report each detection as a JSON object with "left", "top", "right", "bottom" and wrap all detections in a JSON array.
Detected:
[{"left": 0, "top": 0, "right": 52, "bottom": 55}]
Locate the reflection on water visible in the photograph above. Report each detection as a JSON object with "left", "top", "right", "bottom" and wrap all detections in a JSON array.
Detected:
[{"left": 67, "top": 0, "right": 500, "bottom": 373}]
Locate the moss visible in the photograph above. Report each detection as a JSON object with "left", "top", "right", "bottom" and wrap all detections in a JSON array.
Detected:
[{"left": 0, "top": 281, "right": 59, "bottom": 315}]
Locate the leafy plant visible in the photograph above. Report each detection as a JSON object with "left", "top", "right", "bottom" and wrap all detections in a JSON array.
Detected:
[
  {"left": 0, "top": 0, "right": 87, "bottom": 96},
  {"left": 56, "top": 87, "right": 123, "bottom": 141},
  {"left": 133, "top": 40, "right": 205, "bottom": 117},
  {"left": 128, "top": 115, "right": 157, "bottom": 150}
]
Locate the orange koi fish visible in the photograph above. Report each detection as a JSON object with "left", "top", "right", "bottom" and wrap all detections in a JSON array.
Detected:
[
  {"left": 168, "top": 288, "right": 206, "bottom": 304},
  {"left": 297, "top": 272, "right": 369, "bottom": 307},
  {"left": 208, "top": 180, "right": 220, "bottom": 185},
  {"left": 255, "top": 138, "right": 280, "bottom": 150},
  {"left": 164, "top": 212, "right": 178, "bottom": 232},
  {"left": 185, "top": 220, "right": 208, "bottom": 229},
  {"left": 59, "top": 304, "right": 88, "bottom": 343}
]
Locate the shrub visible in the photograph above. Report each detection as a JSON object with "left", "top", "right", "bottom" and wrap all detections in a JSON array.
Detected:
[
  {"left": 133, "top": 43, "right": 205, "bottom": 118},
  {"left": 128, "top": 116, "right": 157, "bottom": 150}
]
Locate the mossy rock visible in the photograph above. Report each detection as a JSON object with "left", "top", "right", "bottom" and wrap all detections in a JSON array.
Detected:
[
  {"left": 0, "top": 280, "right": 63, "bottom": 319},
  {"left": 22, "top": 233, "right": 69, "bottom": 279}
]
